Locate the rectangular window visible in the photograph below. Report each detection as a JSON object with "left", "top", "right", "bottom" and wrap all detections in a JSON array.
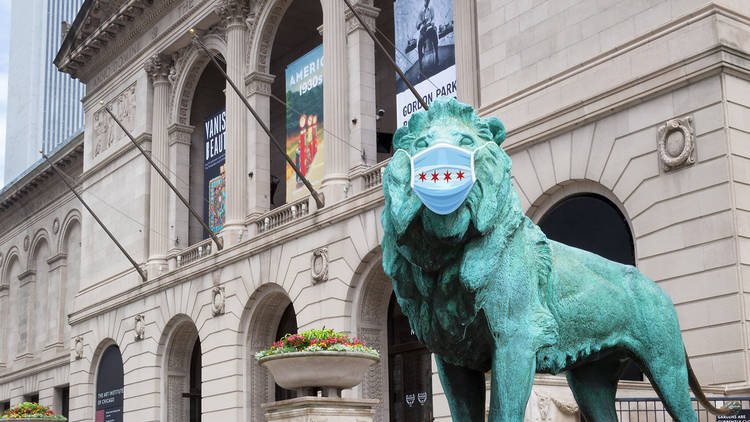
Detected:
[
  {"left": 55, "top": 386, "right": 70, "bottom": 419},
  {"left": 24, "top": 393, "right": 39, "bottom": 404},
  {"left": 0, "top": 401, "right": 10, "bottom": 412}
]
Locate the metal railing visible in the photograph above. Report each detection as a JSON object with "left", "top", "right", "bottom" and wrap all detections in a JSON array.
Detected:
[{"left": 614, "top": 396, "right": 750, "bottom": 422}]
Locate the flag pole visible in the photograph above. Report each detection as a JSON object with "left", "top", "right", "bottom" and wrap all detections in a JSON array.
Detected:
[
  {"left": 40, "top": 150, "right": 148, "bottom": 281},
  {"left": 342, "top": 0, "right": 429, "bottom": 111},
  {"left": 190, "top": 30, "right": 325, "bottom": 210},
  {"left": 100, "top": 104, "right": 224, "bottom": 251}
]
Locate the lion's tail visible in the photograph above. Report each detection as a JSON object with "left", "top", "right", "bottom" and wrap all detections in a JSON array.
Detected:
[{"left": 685, "top": 350, "right": 740, "bottom": 416}]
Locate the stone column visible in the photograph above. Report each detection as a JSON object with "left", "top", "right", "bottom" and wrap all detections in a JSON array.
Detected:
[
  {"left": 345, "top": 2, "right": 380, "bottom": 172},
  {"left": 217, "top": 0, "right": 249, "bottom": 245},
  {"left": 454, "top": 0, "right": 480, "bottom": 108},
  {"left": 144, "top": 55, "right": 171, "bottom": 276},
  {"left": 47, "top": 253, "right": 67, "bottom": 350},
  {"left": 321, "top": 0, "right": 350, "bottom": 204},
  {"left": 167, "top": 123, "right": 193, "bottom": 252},
  {"left": 0, "top": 283, "right": 7, "bottom": 366},
  {"left": 17, "top": 270, "right": 35, "bottom": 358},
  {"left": 245, "top": 71, "right": 274, "bottom": 222}
]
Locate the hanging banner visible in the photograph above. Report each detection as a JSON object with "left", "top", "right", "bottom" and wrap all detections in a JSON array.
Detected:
[
  {"left": 285, "top": 44, "right": 324, "bottom": 202},
  {"left": 203, "top": 109, "right": 226, "bottom": 235},
  {"left": 394, "top": 0, "right": 456, "bottom": 126},
  {"left": 95, "top": 346, "right": 124, "bottom": 422}
]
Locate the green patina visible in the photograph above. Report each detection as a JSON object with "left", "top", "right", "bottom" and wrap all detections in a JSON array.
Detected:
[{"left": 381, "top": 97, "right": 728, "bottom": 422}]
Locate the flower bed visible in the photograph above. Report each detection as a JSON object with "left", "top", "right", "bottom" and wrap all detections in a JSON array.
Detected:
[
  {"left": 254, "top": 328, "right": 379, "bottom": 360},
  {"left": 0, "top": 402, "right": 66, "bottom": 420}
]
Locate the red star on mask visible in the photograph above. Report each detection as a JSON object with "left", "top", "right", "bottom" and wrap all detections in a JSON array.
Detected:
[
  {"left": 431, "top": 171, "right": 439, "bottom": 182},
  {"left": 456, "top": 171, "right": 465, "bottom": 180},
  {"left": 444, "top": 171, "right": 452, "bottom": 181},
  {"left": 419, "top": 172, "right": 426, "bottom": 182}
]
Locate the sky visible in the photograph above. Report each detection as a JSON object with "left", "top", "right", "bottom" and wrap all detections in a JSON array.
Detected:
[{"left": 0, "top": 0, "right": 10, "bottom": 186}]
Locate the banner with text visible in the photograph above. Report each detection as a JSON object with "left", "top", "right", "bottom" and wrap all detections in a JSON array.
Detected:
[
  {"left": 285, "top": 44, "right": 324, "bottom": 202},
  {"left": 204, "top": 109, "right": 226, "bottom": 235},
  {"left": 394, "top": 0, "right": 456, "bottom": 126}
]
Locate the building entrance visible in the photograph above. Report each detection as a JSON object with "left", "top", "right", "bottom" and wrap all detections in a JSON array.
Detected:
[{"left": 388, "top": 294, "right": 432, "bottom": 422}]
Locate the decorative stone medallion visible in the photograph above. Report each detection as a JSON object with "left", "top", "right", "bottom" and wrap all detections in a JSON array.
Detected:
[
  {"left": 657, "top": 116, "right": 696, "bottom": 171},
  {"left": 311, "top": 247, "right": 329, "bottom": 284},
  {"left": 134, "top": 314, "right": 146, "bottom": 341},
  {"left": 52, "top": 218, "right": 60, "bottom": 234},
  {"left": 212, "top": 286, "right": 226, "bottom": 316},
  {"left": 23, "top": 235, "right": 30, "bottom": 252},
  {"left": 74, "top": 336, "right": 84, "bottom": 360}
]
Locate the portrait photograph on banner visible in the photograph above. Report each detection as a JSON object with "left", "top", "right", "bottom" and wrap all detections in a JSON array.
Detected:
[
  {"left": 285, "top": 44, "right": 324, "bottom": 202},
  {"left": 394, "top": 0, "right": 456, "bottom": 126}
]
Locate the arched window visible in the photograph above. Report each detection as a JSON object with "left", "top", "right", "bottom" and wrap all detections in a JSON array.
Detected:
[
  {"left": 95, "top": 345, "right": 124, "bottom": 422},
  {"left": 388, "top": 293, "right": 432, "bottom": 422},
  {"left": 538, "top": 193, "right": 642, "bottom": 381}
]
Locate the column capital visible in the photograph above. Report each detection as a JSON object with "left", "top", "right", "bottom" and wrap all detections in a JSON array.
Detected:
[
  {"left": 215, "top": 0, "right": 250, "bottom": 28},
  {"left": 144, "top": 54, "right": 171, "bottom": 83},
  {"left": 167, "top": 123, "right": 195, "bottom": 146},
  {"left": 244, "top": 71, "right": 275, "bottom": 97},
  {"left": 344, "top": 3, "right": 380, "bottom": 35}
]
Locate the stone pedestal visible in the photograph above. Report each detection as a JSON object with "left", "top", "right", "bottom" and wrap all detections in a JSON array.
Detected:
[{"left": 263, "top": 397, "right": 378, "bottom": 422}]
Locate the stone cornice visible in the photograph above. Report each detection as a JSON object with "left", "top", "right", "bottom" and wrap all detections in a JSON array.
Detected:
[{"left": 0, "top": 134, "right": 84, "bottom": 213}]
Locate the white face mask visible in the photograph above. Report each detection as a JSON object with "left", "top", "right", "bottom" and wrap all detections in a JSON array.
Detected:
[{"left": 395, "top": 143, "right": 490, "bottom": 215}]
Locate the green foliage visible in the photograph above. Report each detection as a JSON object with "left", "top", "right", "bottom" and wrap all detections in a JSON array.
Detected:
[
  {"left": 0, "top": 402, "right": 66, "bottom": 420},
  {"left": 255, "top": 328, "right": 379, "bottom": 360}
]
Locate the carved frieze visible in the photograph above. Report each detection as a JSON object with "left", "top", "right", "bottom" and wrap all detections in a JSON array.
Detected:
[
  {"left": 93, "top": 83, "right": 137, "bottom": 159},
  {"left": 311, "top": 247, "right": 329, "bottom": 284},
  {"left": 255, "top": 0, "right": 293, "bottom": 73},
  {"left": 134, "top": 314, "right": 146, "bottom": 340},
  {"left": 212, "top": 286, "right": 226, "bottom": 316},
  {"left": 657, "top": 116, "right": 696, "bottom": 172}
]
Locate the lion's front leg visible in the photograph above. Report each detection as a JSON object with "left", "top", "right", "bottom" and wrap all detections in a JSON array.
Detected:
[
  {"left": 488, "top": 340, "right": 536, "bottom": 422},
  {"left": 435, "top": 357, "right": 485, "bottom": 422}
]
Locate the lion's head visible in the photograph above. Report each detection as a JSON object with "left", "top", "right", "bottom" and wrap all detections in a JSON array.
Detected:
[{"left": 382, "top": 97, "right": 523, "bottom": 269}]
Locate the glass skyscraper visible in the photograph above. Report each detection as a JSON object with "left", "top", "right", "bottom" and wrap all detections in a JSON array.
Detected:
[{"left": 3, "top": 0, "right": 84, "bottom": 184}]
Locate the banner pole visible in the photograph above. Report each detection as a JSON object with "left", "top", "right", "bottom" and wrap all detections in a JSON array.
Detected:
[
  {"left": 190, "top": 30, "right": 325, "bottom": 210},
  {"left": 342, "top": 0, "right": 429, "bottom": 111},
  {"left": 40, "top": 150, "right": 148, "bottom": 281},
  {"left": 101, "top": 104, "right": 224, "bottom": 251}
]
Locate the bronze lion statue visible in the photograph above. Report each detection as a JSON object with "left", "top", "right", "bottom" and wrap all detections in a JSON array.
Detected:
[{"left": 380, "top": 97, "right": 733, "bottom": 421}]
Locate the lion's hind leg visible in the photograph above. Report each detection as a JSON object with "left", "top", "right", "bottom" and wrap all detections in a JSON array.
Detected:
[
  {"left": 566, "top": 354, "right": 626, "bottom": 422},
  {"left": 635, "top": 345, "right": 698, "bottom": 422}
]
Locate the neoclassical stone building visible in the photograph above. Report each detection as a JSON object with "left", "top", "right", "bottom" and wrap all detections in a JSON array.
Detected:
[{"left": 1, "top": 0, "right": 750, "bottom": 421}]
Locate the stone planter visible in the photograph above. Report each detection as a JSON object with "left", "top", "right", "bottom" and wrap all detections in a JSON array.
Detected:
[{"left": 258, "top": 351, "right": 379, "bottom": 397}]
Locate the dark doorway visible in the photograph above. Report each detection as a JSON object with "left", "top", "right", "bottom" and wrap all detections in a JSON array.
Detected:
[
  {"left": 188, "top": 339, "right": 202, "bottom": 422},
  {"left": 274, "top": 303, "right": 298, "bottom": 401},
  {"left": 538, "top": 193, "right": 642, "bottom": 381},
  {"left": 95, "top": 345, "right": 124, "bottom": 422},
  {"left": 388, "top": 294, "right": 432, "bottom": 422}
]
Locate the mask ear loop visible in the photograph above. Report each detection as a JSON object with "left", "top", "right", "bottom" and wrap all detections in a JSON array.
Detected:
[
  {"left": 393, "top": 149, "right": 415, "bottom": 188},
  {"left": 470, "top": 142, "right": 492, "bottom": 183}
]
